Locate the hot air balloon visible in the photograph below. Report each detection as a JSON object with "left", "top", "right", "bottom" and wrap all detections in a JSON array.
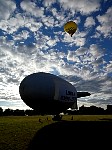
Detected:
[{"left": 64, "top": 21, "right": 77, "bottom": 37}]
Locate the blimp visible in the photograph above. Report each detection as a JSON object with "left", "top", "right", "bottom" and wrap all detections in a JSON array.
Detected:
[{"left": 19, "top": 72, "right": 91, "bottom": 120}]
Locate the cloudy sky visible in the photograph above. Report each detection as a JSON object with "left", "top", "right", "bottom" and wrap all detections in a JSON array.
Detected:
[{"left": 0, "top": 0, "right": 112, "bottom": 110}]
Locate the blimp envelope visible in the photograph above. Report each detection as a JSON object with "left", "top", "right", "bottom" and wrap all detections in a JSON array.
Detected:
[{"left": 19, "top": 72, "right": 78, "bottom": 114}]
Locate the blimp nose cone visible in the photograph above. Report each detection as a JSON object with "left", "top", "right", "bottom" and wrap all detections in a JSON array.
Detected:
[{"left": 19, "top": 72, "right": 55, "bottom": 108}]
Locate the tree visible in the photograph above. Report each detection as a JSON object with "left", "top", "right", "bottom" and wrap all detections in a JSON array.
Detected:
[{"left": 0, "top": 107, "right": 3, "bottom": 116}]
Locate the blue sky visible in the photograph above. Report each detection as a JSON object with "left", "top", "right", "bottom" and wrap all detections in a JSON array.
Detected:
[{"left": 0, "top": 0, "right": 112, "bottom": 110}]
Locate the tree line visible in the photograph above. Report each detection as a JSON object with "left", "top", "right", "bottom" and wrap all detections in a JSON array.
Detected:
[
  {"left": 66, "top": 105, "right": 112, "bottom": 115},
  {"left": 0, "top": 104, "right": 112, "bottom": 116}
]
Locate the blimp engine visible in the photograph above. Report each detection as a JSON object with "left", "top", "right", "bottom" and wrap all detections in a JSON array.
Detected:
[{"left": 19, "top": 72, "right": 78, "bottom": 114}]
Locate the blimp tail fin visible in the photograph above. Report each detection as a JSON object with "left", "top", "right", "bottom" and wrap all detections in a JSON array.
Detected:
[{"left": 77, "top": 92, "right": 91, "bottom": 98}]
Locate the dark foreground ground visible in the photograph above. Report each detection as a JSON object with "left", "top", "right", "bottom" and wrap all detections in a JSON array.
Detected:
[
  {"left": 28, "top": 121, "right": 112, "bottom": 149},
  {"left": 0, "top": 115, "right": 112, "bottom": 149}
]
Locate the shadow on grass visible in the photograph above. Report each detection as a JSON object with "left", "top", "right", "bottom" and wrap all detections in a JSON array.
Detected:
[{"left": 27, "top": 121, "right": 112, "bottom": 149}]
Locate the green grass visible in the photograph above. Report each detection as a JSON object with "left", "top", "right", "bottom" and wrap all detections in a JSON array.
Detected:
[
  {"left": 0, "top": 115, "right": 112, "bottom": 150},
  {"left": 62, "top": 114, "right": 112, "bottom": 121},
  {"left": 0, "top": 116, "right": 53, "bottom": 150}
]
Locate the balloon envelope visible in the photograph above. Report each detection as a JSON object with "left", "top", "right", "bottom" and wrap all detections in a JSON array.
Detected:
[{"left": 64, "top": 21, "right": 77, "bottom": 37}]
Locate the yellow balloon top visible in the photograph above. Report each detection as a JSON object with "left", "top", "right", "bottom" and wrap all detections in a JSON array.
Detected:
[{"left": 64, "top": 21, "right": 77, "bottom": 37}]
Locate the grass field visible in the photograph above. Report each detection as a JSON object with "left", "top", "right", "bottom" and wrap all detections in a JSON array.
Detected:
[{"left": 0, "top": 115, "right": 112, "bottom": 149}]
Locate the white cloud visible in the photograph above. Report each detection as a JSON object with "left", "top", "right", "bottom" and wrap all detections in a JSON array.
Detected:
[
  {"left": 96, "top": 6, "right": 112, "bottom": 38},
  {"left": 0, "top": 14, "right": 26, "bottom": 34},
  {"left": 20, "top": 0, "right": 44, "bottom": 18},
  {"left": 105, "top": 61, "right": 112, "bottom": 73},
  {"left": 0, "top": 0, "right": 16, "bottom": 20},
  {"left": 46, "top": 39, "right": 55, "bottom": 46},
  {"left": 84, "top": 17, "right": 95, "bottom": 27},
  {"left": 43, "top": 0, "right": 56, "bottom": 7},
  {"left": 92, "top": 58, "right": 104, "bottom": 66},
  {"left": 42, "top": 16, "right": 55, "bottom": 27},
  {"left": 63, "top": 30, "right": 87, "bottom": 47},
  {"left": 13, "top": 30, "right": 30, "bottom": 41},
  {"left": 59, "top": 0, "right": 101, "bottom": 15},
  {"left": 74, "top": 37, "right": 86, "bottom": 47},
  {"left": 67, "top": 50, "right": 80, "bottom": 62},
  {"left": 50, "top": 7, "right": 66, "bottom": 23},
  {"left": 75, "top": 47, "right": 88, "bottom": 56},
  {"left": 0, "top": 13, "right": 43, "bottom": 34},
  {"left": 66, "top": 44, "right": 107, "bottom": 81},
  {"left": 89, "top": 44, "right": 105, "bottom": 59}
]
